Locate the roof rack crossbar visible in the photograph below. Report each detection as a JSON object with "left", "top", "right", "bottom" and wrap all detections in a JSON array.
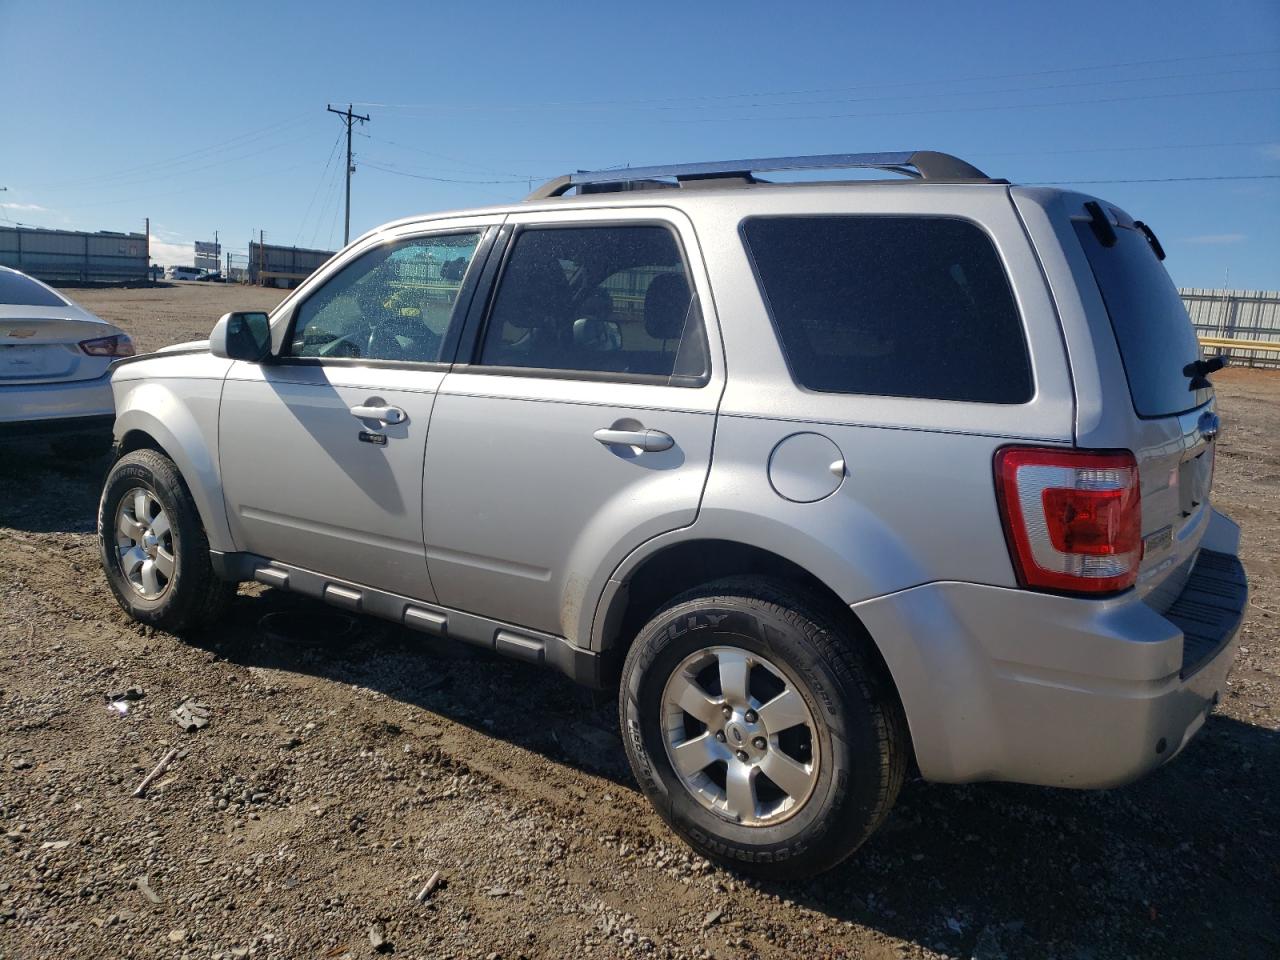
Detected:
[{"left": 525, "top": 151, "right": 993, "bottom": 200}]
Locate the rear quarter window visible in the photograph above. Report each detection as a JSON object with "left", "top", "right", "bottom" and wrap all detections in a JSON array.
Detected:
[{"left": 742, "top": 216, "right": 1032, "bottom": 403}]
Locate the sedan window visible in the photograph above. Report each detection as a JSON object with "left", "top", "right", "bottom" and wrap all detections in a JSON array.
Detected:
[{"left": 0, "top": 271, "right": 68, "bottom": 307}]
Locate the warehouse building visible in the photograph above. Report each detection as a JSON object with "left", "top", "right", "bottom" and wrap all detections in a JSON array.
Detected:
[
  {"left": 249, "top": 242, "right": 335, "bottom": 288},
  {"left": 0, "top": 226, "right": 148, "bottom": 283}
]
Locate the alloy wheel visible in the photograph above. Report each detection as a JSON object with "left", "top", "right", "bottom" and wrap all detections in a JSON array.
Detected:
[
  {"left": 660, "top": 645, "right": 819, "bottom": 826},
  {"left": 113, "top": 488, "right": 175, "bottom": 600}
]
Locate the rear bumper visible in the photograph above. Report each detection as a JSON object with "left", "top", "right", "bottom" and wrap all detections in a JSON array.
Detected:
[
  {"left": 0, "top": 372, "right": 114, "bottom": 428},
  {"left": 854, "top": 508, "right": 1247, "bottom": 788}
]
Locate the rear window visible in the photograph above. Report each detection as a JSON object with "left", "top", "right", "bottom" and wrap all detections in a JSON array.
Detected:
[
  {"left": 0, "top": 271, "right": 67, "bottom": 307},
  {"left": 742, "top": 216, "right": 1032, "bottom": 403},
  {"left": 1072, "top": 217, "right": 1209, "bottom": 418}
]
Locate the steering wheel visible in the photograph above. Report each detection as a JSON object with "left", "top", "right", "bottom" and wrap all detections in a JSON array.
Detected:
[
  {"left": 316, "top": 332, "right": 364, "bottom": 358},
  {"left": 367, "top": 319, "right": 442, "bottom": 362}
]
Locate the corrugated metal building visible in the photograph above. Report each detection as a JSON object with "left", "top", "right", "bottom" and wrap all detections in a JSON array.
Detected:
[
  {"left": 0, "top": 226, "right": 148, "bottom": 283},
  {"left": 249, "top": 242, "right": 335, "bottom": 288},
  {"left": 1181, "top": 288, "right": 1280, "bottom": 369}
]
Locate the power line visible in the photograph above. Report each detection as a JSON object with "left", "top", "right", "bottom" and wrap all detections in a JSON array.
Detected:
[
  {"left": 971, "top": 139, "right": 1280, "bottom": 158},
  {"left": 350, "top": 47, "right": 1280, "bottom": 112},
  {"left": 312, "top": 146, "right": 348, "bottom": 250},
  {"left": 661, "top": 83, "right": 1280, "bottom": 124},
  {"left": 357, "top": 133, "right": 543, "bottom": 179},
  {"left": 1027, "top": 174, "right": 1280, "bottom": 184},
  {"left": 360, "top": 160, "right": 539, "bottom": 184},
  {"left": 23, "top": 116, "right": 312, "bottom": 190},
  {"left": 296, "top": 131, "right": 345, "bottom": 246}
]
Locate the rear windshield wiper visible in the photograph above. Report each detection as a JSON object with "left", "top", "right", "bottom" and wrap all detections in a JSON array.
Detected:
[
  {"left": 1184, "top": 355, "right": 1226, "bottom": 390},
  {"left": 1135, "top": 220, "right": 1166, "bottom": 260}
]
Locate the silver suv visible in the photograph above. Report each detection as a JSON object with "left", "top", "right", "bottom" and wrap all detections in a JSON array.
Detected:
[{"left": 98, "top": 152, "right": 1248, "bottom": 878}]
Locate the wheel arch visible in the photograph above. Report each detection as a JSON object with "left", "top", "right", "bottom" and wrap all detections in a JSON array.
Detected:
[
  {"left": 111, "top": 387, "right": 233, "bottom": 552},
  {"left": 594, "top": 538, "right": 907, "bottom": 723}
]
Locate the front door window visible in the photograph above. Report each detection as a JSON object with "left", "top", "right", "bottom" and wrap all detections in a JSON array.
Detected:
[{"left": 290, "top": 232, "right": 481, "bottom": 362}]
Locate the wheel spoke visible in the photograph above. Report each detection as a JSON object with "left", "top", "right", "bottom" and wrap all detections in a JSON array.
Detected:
[
  {"left": 760, "top": 749, "right": 814, "bottom": 800},
  {"left": 671, "top": 732, "right": 725, "bottom": 778},
  {"left": 153, "top": 549, "right": 175, "bottom": 581},
  {"left": 133, "top": 491, "right": 151, "bottom": 525},
  {"left": 757, "top": 687, "right": 809, "bottom": 735},
  {"left": 717, "top": 649, "right": 751, "bottom": 708},
  {"left": 724, "top": 762, "right": 758, "bottom": 821},
  {"left": 149, "top": 510, "right": 170, "bottom": 539},
  {"left": 119, "top": 545, "right": 146, "bottom": 575},
  {"left": 140, "top": 558, "right": 160, "bottom": 596},
  {"left": 117, "top": 511, "right": 145, "bottom": 544},
  {"left": 668, "top": 673, "right": 722, "bottom": 726}
]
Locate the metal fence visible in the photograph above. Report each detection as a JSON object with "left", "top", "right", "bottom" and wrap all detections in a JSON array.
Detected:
[
  {"left": 0, "top": 226, "right": 148, "bottom": 283},
  {"left": 1181, "top": 288, "right": 1280, "bottom": 369}
]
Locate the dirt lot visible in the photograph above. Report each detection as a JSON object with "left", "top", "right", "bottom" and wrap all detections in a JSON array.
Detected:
[{"left": 0, "top": 284, "right": 1276, "bottom": 960}]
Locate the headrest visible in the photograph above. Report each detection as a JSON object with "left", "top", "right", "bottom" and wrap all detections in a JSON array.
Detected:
[
  {"left": 500, "top": 251, "right": 572, "bottom": 329},
  {"left": 644, "top": 272, "right": 691, "bottom": 340}
]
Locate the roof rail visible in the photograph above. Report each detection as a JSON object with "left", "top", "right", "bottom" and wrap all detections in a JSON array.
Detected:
[{"left": 525, "top": 151, "right": 998, "bottom": 200}]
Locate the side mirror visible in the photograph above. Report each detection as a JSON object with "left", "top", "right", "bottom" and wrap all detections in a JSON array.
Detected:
[{"left": 210, "top": 311, "right": 272, "bottom": 362}]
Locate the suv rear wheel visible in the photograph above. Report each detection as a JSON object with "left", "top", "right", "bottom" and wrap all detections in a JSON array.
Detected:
[
  {"left": 619, "top": 578, "right": 907, "bottom": 878},
  {"left": 98, "top": 449, "right": 234, "bottom": 633}
]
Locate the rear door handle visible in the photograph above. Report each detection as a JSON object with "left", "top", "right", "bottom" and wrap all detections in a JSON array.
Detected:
[
  {"left": 593, "top": 427, "right": 674, "bottom": 453},
  {"left": 350, "top": 404, "right": 407, "bottom": 425}
]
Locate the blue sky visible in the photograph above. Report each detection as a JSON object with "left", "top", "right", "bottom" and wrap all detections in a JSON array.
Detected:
[{"left": 2, "top": 0, "right": 1278, "bottom": 288}]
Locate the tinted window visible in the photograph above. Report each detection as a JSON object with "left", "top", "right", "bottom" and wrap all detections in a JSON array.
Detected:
[
  {"left": 290, "top": 232, "right": 480, "bottom": 362},
  {"left": 477, "top": 225, "right": 707, "bottom": 382},
  {"left": 1073, "top": 219, "right": 1208, "bottom": 417},
  {"left": 742, "top": 216, "right": 1032, "bottom": 403},
  {"left": 0, "top": 271, "right": 67, "bottom": 307}
]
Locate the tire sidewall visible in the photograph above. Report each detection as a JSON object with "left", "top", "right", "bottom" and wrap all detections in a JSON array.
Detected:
[{"left": 621, "top": 594, "right": 884, "bottom": 872}]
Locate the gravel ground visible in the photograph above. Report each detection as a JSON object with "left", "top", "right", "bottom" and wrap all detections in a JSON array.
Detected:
[{"left": 0, "top": 285, "right": 1275, "bottom": 959}]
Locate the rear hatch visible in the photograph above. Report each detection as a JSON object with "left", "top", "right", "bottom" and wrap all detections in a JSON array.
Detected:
[
  {"left": 1070, "top": 203, "right": 1217, "bottom": 609},
  {"left": 0, "top": 309, "right": 115, "bottom": 385}
]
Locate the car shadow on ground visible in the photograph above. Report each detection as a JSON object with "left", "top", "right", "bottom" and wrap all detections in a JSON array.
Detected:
[
  {"left": 193, "top": 590, "right": 1280, "bottom": 960},
  {"left": 0, "top": 444, "right": 108, "bottom": 534}
]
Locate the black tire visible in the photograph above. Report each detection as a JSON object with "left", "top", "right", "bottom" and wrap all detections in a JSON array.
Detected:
[
  {"left": 619, "top": 577, "right": 908, "bottom": 879},
  {"left": 98, "top": 448, "right": 234, "bottom": 633}
]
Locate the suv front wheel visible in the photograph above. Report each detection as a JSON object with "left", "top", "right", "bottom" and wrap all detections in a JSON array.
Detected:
[
  {"left": 619, "top": 578, "right": 907, "bottom": 878},
  {"left": 98, "top": 448, "right": 234, "bottom": 633}
]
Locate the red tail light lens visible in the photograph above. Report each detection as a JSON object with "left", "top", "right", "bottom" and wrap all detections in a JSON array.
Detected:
[
  {"left": 995, "top": 447, "right": 1141, "bottom": 594},
  {"left": 79, "top": 333, "right": 136, "bottom": 357}
]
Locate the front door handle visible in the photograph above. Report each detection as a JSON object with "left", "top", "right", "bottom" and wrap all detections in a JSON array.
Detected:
[
  {"left": 350, "top": 404, "right": 407, "bottom": 425},
  {"left": 593, "top": 427, "right": 674, "bottom": 453}
]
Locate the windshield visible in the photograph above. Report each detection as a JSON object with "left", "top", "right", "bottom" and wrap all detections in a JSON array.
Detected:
[
  {"left": 0, "top": 270, "right": 68, "bottom": 307},
  {"left": 1073, "top": 216, "right": 1210, "bottom": 418}
]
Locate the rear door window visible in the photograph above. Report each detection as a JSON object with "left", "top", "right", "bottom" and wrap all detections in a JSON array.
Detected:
[
  {"left": 476, "top": 224, "right": 708, "bottom": 384},
  {"left": 1072, "top": 214, "right": 1208, "bottom": 418},
  {"left": 742, "top": 216, "right": 1032, "bottom": 403}
]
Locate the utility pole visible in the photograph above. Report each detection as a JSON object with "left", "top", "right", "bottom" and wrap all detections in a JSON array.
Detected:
[
  {"left": 144, "top": 216, "right": 150, "bottom": 282},
  {"left": 327, "top": 103, "right": 370, "bottom": 246}
]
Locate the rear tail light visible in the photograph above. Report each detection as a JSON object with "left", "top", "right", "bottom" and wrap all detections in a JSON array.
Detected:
[
  {"left": 79, "top": 333, "right": 135, "bottom": 358},
  {"left": 995, "top": 447, "right": 1142, "bottom": 595}
]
